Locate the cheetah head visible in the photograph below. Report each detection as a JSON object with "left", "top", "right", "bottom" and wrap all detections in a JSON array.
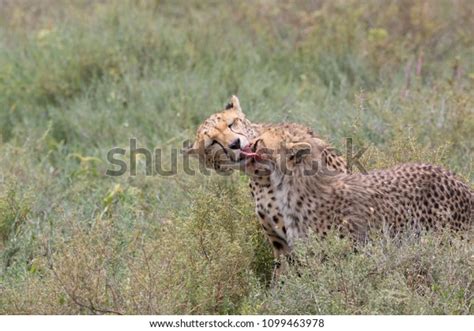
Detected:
[
  {"left": 184, "top": 96, "right": 255, "bottom": 174},
  {"left": 241, "top": 129, "right": 313, "bottom": 176}
]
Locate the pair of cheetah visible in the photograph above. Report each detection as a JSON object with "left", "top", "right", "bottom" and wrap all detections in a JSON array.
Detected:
[
  {"left": 187, "top": 96, "right": 347, "bottom": 262},
  {"left": 187, "top": 96, "right": 472, "bottom": 275}
]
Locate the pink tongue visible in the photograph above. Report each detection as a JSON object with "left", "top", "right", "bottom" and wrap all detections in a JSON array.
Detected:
[{"left": 240, "top": 145, "right": 259, "bottom": 158}]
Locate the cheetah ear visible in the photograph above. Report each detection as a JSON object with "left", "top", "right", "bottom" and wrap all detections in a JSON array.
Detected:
[
  {"left": 286, "top": 142, "right": 312, "bottom": 163},
  {"left": 225, "top": 95, "right": 242, "bottom": 112}
]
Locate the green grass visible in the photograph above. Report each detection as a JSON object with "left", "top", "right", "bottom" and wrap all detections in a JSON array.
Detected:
[{"left": 0, "top": 0, "right": 473, "bottom": 314}]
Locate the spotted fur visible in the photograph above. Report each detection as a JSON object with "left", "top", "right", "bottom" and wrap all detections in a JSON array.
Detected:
[
  {"left": 187, "top": 96, "right": 347, "bottom": 277},
  {"left": 244, "top": 126, "right": 473, "bottom": 247}
]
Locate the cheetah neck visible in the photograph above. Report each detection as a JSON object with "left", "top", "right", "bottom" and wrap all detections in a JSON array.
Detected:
[
  {"left": 246, "top": 123, "right": 273, "bottom": 185},
  {"left": 269, "top": 164, "right": 334, "bottom": 245}
]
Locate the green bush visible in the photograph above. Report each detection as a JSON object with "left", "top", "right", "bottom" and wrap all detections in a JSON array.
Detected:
[
  {"left": 244, "top": 230, "right": 473, "bottom": 314},
  {"left": 0, "top": 186, "right": 31, "bottom": 245}
]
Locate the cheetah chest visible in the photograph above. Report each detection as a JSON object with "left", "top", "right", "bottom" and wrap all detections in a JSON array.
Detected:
[{"left": 249, "top": 178, "right": 288, "bottom": 251}]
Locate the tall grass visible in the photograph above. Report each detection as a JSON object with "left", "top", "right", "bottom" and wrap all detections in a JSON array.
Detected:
[{"left": 0, "top": 0, "right": 472, "bottom": 314}]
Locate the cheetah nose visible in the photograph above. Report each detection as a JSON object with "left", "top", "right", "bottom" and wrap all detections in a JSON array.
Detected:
[{"left": 228, "top": 138, "right": 241, "bottom": 150}]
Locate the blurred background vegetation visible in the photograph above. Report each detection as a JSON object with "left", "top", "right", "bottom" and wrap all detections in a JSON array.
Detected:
[{"left": 0, "top": 0, "right": 472, "bottom": 314}]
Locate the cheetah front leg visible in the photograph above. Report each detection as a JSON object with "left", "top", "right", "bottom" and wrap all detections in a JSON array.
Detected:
[
  {"left": 270, "top": 245, "right": 286, "bottom": 283},
  {"left": 252, "top": 185, "right": 290, "bottom": 284},
  {"left": 266, "top": 234, "right": 291, "bottom": 284},
  {"left": 259, "top": 222, "right": 289, "bottom": 283}
]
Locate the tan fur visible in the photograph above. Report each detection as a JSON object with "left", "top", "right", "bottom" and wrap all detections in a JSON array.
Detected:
[
  {"left": 245, "top": 126, "right": 473, "bottom": 247},
  {"left": 187, "top": 96, "right": 347, "bottom": 277}
]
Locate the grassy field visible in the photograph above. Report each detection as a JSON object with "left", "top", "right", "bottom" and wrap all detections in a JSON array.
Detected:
[{"left": 0, "top": 0, "right": 473, "bottom": 314}]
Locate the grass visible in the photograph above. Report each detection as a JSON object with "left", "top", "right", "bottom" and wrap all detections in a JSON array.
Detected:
[{"left": 0, "top": 0, "right": 473, "bottom": 314}]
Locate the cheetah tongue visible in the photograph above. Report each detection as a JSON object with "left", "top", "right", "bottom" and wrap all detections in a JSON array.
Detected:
[{"left": 240, "top": 145, "right": 259, "bottom": 158}]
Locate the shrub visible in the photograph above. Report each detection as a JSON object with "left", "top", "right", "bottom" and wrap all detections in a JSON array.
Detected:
[{"left": 244, "top": 230, "right": 473, "bottom": 314}]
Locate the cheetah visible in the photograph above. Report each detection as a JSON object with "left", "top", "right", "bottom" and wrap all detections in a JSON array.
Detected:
[
  {"left": 186, "top": 96, "right": 347, "bottom": 276},
  {"left": 240, "top": 125, "right": 473, "bottom": 247}
]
